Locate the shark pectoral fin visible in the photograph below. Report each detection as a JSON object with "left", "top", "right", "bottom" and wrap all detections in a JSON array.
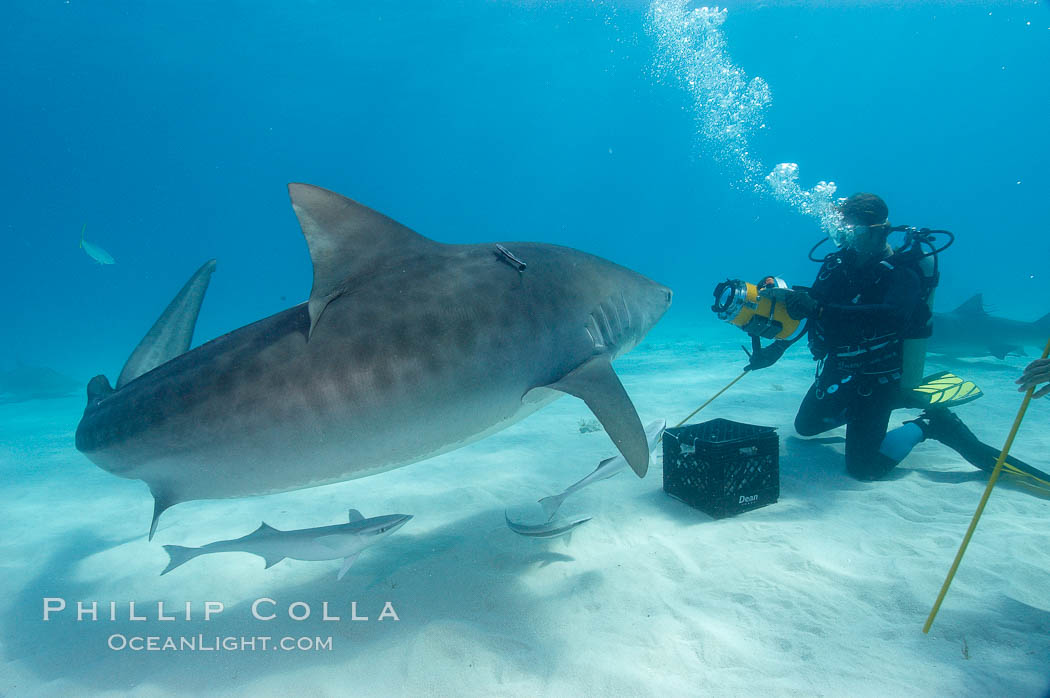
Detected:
[
  {"left": 347, "top": 509, "right": 364, "bottom": 523},
  {"left": 148, "top": 489, "right": 175, "bottom": 541},
  {"left": 116, "top": 259, "right": 218, "bottom": 389},
  {"left": 541, "top": 356, "right": 649, "bottom": 478},
  {"left": 521, "top": 386, "right": 558, "bottom": 406},
  {"left": 287, "top": 183, "right": 443, "bottom": 339},
  {"left": 336, "top": 553, "right": 361, "bottom": 581}
]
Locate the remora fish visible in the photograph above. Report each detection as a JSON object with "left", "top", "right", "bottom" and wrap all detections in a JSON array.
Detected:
[
  {"left": 75, "top": 184, "right": 672, "bottom": 538},
  {"left": 504, "top": 512, "right": 592, "bottom": 539},
  {"left": 161, "top": 509, "right": 411, "bottom": 580},
  {"left": 930, "top": 294, "right": 1050, "bottom": 359},
  {"left": 79, "top": 224, "right": 115, "bottom": 265},
  {"left": 538, "top": 418, "right": 666, "bottom": 520}
]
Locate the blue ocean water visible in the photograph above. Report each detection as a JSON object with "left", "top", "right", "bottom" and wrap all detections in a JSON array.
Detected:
[
  {"left": 3, "top": 0, "right": 1048, "bottom": 379},
  {"left": 3, "top": 1, "right": 1050, "bottom": 695}
]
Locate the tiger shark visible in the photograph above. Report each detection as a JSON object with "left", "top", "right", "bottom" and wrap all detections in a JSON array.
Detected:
[
  {"left": 75, "top": 184, "right": 672, "bottom": 539},
  {"left": 930, "top": 294, "right": 1050, "bottom": 360}
]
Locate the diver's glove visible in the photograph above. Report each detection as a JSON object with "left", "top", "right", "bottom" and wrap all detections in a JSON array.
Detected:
[
  {"left": 743, "top": 338, "right": 790, "bottom": 371},
  {"left": 760, "top": 287, "right": 821, "bottom": 320}
]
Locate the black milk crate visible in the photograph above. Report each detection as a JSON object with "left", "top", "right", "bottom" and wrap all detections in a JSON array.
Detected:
[{"left": 663, "top": 418, "right": 779, "bottom": 518}]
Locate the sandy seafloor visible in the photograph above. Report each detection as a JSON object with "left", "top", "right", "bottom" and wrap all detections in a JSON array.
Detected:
[{"left": 1, "top": 320, "right": 1048, "bottom": 697}]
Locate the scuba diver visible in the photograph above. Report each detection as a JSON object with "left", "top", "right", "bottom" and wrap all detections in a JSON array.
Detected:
[{"left": 738, "top": 193, "right": 1044, "bottom": 481}]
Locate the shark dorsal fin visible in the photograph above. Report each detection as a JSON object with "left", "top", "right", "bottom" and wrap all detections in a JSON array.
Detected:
[
  {"left": 348, "top": 509, "right": 364, "bottom": 523},
  {"left": 116, "top": 259, "right": 218, "bottom": 389},
  {"left": 288, "top": 183, "right": 443, "bottom": 339},
  {"left": 262, "top": 554, "right": 285, "bottom": 569},
  {"left": 953, "top": 294, "right": 987, "bottom": 316},
  {"left": 248, "top": 522, "right": 279, "bottom": 538}
]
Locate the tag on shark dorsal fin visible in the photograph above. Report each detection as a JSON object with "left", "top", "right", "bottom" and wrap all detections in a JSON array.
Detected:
[
  {"left": 117, "top": 259, "right": 218, "bottom": 389},
  {"left": 535, "top": 356, "right": 649, "bottom": 478},
  {"left": 348, "top": 509, "right": 364, "bottom": 523},
  {"left": 336, "top": 552, "right": 360, "bottom": 580},
  {"left": 287, "top": 183, "right": 443, "bottom": 339},
  {"left": 953, "top": 294, "right": 987, "bottom": 316}
]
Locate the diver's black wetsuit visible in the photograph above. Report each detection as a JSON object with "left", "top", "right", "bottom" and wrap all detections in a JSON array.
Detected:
[{"left": 793, "top": 247, "right": 926, "bottom": 480}]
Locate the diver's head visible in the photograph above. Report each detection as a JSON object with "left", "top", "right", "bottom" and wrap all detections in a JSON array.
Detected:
[{"left": 838, "top": 192, "right": 890, "bottom": 257}]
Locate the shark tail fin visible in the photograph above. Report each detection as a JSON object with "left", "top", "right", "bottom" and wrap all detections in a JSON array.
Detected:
[
  {"left": 79, "top": 223, "right": 86, "bottom": 249},
  {"left": 160, "top": 545, "right": 203, "bottom": 575},
  {"left": 537, "top": 494, "right": 565, "bottom": 522},
  {"left": 1035, "top": 310, "right": 1050, "bottom": 330}
]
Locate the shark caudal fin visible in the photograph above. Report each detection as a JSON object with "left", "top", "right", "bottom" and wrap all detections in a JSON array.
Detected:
[
  {"left": 116, "top": 259, "right": 218, "bottom": 389},
  {"left": 1035, "top": 310, "right": 1050, "bottom": 331},
  {"left": 79, "top": 223, "right": 86, "bottom": 249},
  {"left": 160, "top": 545, "right": 204, "bottom": 575}
]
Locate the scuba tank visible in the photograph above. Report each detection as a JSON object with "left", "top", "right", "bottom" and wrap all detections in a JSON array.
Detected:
[
  {"left": 894, "top": 228, "right": 950, "bottom": 389},
  {"left": 807, "top": 225, "right": 953, "bottom": 388}
]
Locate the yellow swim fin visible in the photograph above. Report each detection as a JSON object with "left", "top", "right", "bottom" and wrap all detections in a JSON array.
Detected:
[
  {"left": 1000, "top": 460, "right": 1050, "bottom": 492},
  {"left": 907, "top": 371, "right": 983, "bottom": 408}
]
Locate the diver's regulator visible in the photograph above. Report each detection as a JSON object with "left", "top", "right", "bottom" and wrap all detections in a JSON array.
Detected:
[{"left": 711, "top": 276, "right": 806, "bottom": 340}]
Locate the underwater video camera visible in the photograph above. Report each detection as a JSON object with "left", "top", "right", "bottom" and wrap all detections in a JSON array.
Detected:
[{"left": 711, "top": 276, "right": 806, "bottom": 340}]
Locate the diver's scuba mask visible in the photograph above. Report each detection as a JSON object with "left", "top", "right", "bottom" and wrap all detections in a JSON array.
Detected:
[
  {"left": 712, "top": 276, "right": 806, "bottom": 340},
  {"left": 828, "top": 220, "right": 889, "bottom": 248},
  {"left": 810, "top": 224, "right": 955, "bottom": 263}
]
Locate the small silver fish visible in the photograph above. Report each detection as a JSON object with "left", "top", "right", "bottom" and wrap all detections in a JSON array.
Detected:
[
  {"left": 505, "top": 511, "right": 592, "bottom": 539},
  {"left": 538, "top": 419, "right": 665, "bottom": 520},
  {"left": 80, "top": 224, "right": 115, "bottom": 265},
  {"left": 161, "top": 509, "right": 411, "bottom": 580}
]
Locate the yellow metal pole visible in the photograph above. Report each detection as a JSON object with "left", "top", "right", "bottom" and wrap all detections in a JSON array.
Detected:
[
  {"left": 660, "top": 371, "right": 748, "bottom": 443},
  {"left": 923, "top": 336, "right": 1050, "bottom": 633}
]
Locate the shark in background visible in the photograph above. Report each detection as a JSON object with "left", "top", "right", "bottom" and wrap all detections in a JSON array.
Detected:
[
  {"left": 75, "top": 184, "right": 672, "bottom": 538},
  {"left": 929, "top": 294, "right": 1050, "bottom": 360},
  {"left": 0, "top": 363, "right": 80, "bottom": 404},
  {"left": 161, "top": 509, "right": 412, "bottom": 580}
]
